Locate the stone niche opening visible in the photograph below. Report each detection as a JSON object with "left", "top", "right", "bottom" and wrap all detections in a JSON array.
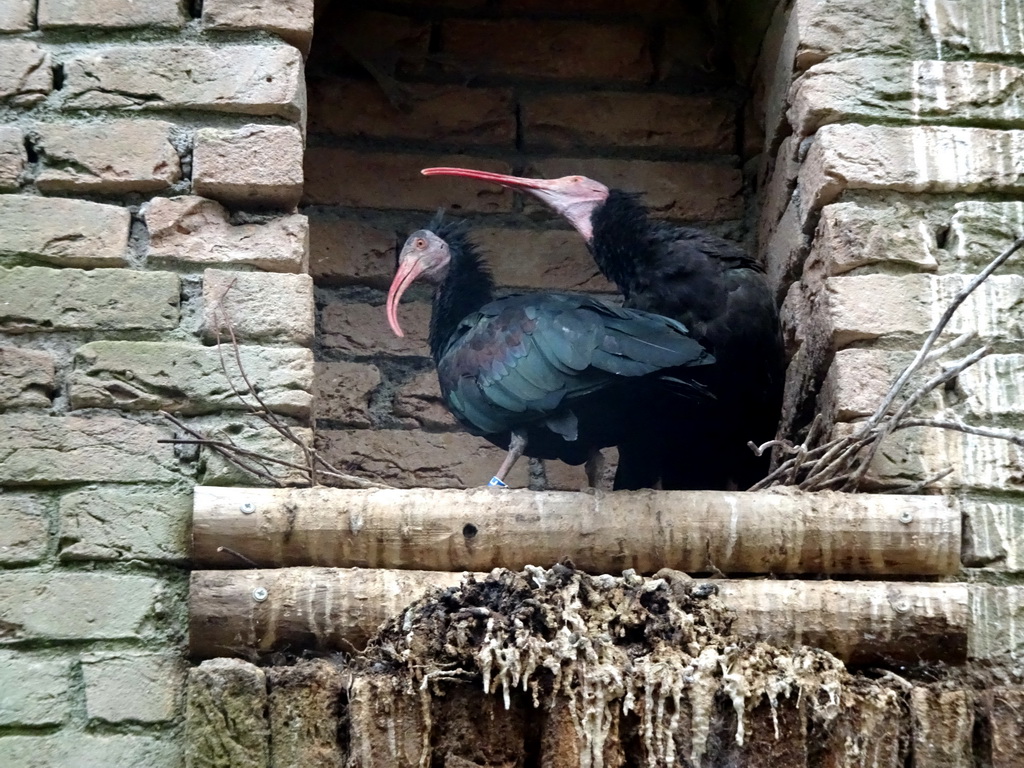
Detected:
[{"left": 303, "top": 0, "right": 782, "bottom": 490}]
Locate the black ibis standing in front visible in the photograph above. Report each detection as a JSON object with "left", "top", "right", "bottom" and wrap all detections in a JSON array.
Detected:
[
  {"left": 420, "top": 168, "right": 784, "bottom": 491},
  {"left": 385, "top": 214, "right": 716, "bottom": 488}
]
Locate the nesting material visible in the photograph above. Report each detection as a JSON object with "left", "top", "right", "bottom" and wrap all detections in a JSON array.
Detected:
[{"left": 360, "top": 564, "right": 857, "bottom": 767}]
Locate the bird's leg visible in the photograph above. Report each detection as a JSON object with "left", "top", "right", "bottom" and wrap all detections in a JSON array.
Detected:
[
  {"left": 488, "top": 430, "right": 528, "bottom": 488},
  {"left": 584, "top": 449, "right": 606, "bottom": 490}
]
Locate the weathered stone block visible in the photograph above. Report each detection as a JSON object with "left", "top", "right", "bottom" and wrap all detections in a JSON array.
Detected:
[
  {"left": 0, "top": 734, "right": 182, "bottom": 768},
  {"left": 70, "top": 341, "right": 313, "bottom": 418},
  {"left": 34, "top": 119, "right": 181, "bottom": 194},
  {"left": 851, "top": 424, "right": 1024, "bottom": 494},
  {"left": 792, "top": 0, "right": 917, "bottom": 69},
  {"left": 63, "top": 45, "right": 305, "bottom": 120},
  {"left": 0, "top": 267, "right": 178, "bottom": 332},
  {"left": 815, "top": 687, "right": 902, "bottom": 768},
  {"left": 59, "top": 485, "right": 190, "bottom": 563},
  {"left": 529, "top": 157, "right": 743, "bottom": 221},
  {"left": 924, "top": 0, "right": 1024, "bottom": 57},
  {"left": 307, "top": 79, "right": 514, "bottom": 146},
  {"left": 193, "top": 125, "right": 304, "bottom": 209},
  {"left": 308, "top": 216, "right": 396, "bottom": 287},
  {"left": 0, "top": 413, "right": 181, "bottom": 485},
  {"left": 196, "top": 415, "right": 312, "bottom": 487},
  {"left": 202, "top": 268, "right": 314, "bottom": 345},
  {"left": 267, "top": 660, "right": 347, "bottom": 768},
  {"left": 185, "top": 659, "right": 269, "bottom": 768},
  {"left": 800, "top": 125, "right": 1024, "bottom": 214},
  {"left": 0, "top": 572, "right": 172, "bottom": 642},
  {"left": 808, "top": 201, "right": 941, "bottom": 277},
  {"left": 442, "top": 18, "right": 651, "bottom": 82},
  {"left": 910, "top": 688, "right": 973, "bottom": 768},
  {"left": 757, "top": 135, "right": 799, "bottom": 252},
  {"left": 0, "top": 0, "right": 34, "bottom": 31},
  {"left": 303, "top": 150, "right": 513, "bottom": 211},
  {"left": 0, "top": 347, "right": 54, "bottom": 409},
  {"left": 970, "top": 585, "right": 1024, "bottom": 659},
  {"left": 0, "top": 195, "right": 130, "bottom": 267},
  {"left": 986, "top": 687, "right": 1024, "bottom": 768},
  {"left": 472, "top": 227, "right": 614, "bottom": 291},
  {"left": 314, "top": 361, "right": 380, "bottom": 427},
  {"left": 821, "top": 348, "right": 920, "bottom": 422},
  {"left": 0, "top": 493, "right": 49, "bottom": 565},
  {"left": 321, "top": 300, "right": 430, "bottom": 357},
  {"left": 0, "top": 42, "right": 51, "bottom": 105},
  {"left": 203, "top": 0, "right": 313, "bottom": 52},
  {"left": 957, "top": 354, "right": 1024, "bottom": 420},
  {"left": 948, "top": 201, "right": 1024, "bottom": 270},
  {"left": 763, "top": 198, "right": 808, "bottom": 300},
  {"left": 317, "top": 428, "right": 532, "bottom": 489},
  {"left": 393, "top": 370, "right": 454, "bottom": 430},
  {"left": 146, "top": 196, "right": 308, "bottom": 273},
  {"left": 0, "top": 126, "right": 25, "bottom": 190},
  {"left": 39, "top": 0, "right": 185, "bottom": 27},
  {"left": 824, "top": 273, "right": 1024, "bottom": 347},
  {"left": 523, "top": 92, "right": 734, "bottom": 152},
  {"left": 347, "top": 675, "right": 432, "bottom": 766},
  {"left": 0, "top": 653, "right": 70, "bottom": 726},
  {"left": 962, "top": 500, "right": 1024, "bottom": 572},
  {"left": 82, "top": 652, "right": 185, "bottom": 724},
  {"left": 790, "top": 58, "right": 1024, "bottom": 136}
]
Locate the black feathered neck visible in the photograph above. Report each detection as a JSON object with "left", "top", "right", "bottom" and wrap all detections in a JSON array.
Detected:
[
  {"left": 427, "top": 215, "right": 494, "bottom": 362},
  {"left": 588, "top": 189, "right": 659, "bottom": 297}
]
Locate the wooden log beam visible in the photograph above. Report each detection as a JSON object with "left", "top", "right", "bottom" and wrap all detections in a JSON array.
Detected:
[
  {"left": 189, "top": 567, "right": 467, "bottom": 659},
  {"left": 188, "top": 567, "right": 969, "bottom": 664},
  {"left": 192, "top": 487, "right": 961, "bottom": 577}
]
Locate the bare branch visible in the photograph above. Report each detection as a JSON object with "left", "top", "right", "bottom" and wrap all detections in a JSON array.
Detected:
[
  {"left": 896, "top": 419, "right": 1024, "bottom": 448},
  {"left": 862, "top": 235, "right": 1024, "bottom": 431},
  {"left": 758, "top": 234, "right": 1024, "bottom": 494}
]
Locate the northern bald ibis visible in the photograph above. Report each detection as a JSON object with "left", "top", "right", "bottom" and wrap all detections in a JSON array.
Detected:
[
  {"left": 385, "top": 214, "right": 715, "bottom": 488},
  {"left": 420, "top": 168, "right": 784, "bottom": 490}
]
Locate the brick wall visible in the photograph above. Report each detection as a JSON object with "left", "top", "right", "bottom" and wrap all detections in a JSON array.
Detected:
[
  {"left": 3, "top": 0, "right": 1024, "bottom": 763},
  {"left": 0, "top": 1, "right": 314, "bottom": 764},
  {"left": 755, "top": 0, "right": 1024, "bottom": 614},
  {"left": 305, "top": 0, "right": 768, "bottom": 490}
]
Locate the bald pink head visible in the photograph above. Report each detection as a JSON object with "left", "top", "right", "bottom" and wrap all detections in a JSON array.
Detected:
[
  {"left": 385, "top": 230, "right": 451, "bottom": 337},
  {"left": 421, "top": 167, "right": 609, "bottom": 242}
]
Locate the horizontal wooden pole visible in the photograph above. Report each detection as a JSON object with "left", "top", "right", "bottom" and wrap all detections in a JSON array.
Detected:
[
  {"left": 188, "top": 566, "right": 969, "bottom": 664},
  {"left": 192, "top": 486, "right": 961, "bottom": 576}
]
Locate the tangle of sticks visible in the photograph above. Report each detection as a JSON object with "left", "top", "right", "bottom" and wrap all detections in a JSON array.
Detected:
[{"left": 750, "top": 234, "right": 1024, "bottom": 493}]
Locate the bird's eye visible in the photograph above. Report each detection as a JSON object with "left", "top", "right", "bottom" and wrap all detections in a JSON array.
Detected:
[
  {"left": 415, "top": 238, "right": 426, "bottom": 249},
  {"left": 571, "top": 176, "right": 582, "bottom": 183}
]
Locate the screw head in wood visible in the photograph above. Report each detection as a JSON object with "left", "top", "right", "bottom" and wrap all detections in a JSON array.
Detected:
[
  {"left": 252, "top": 586, "right": 268, "bottom": 602},
  {"left": 240, "top": 502, "right": 256, "bottom": 515},
  {"left": 899, "top": 510, "right": 913, "bottom": 524},
  {"left": 892, "top": 597, "right": 911, "bottom": 613}
]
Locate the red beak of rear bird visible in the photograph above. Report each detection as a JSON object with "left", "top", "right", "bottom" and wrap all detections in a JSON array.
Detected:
[{"left": 421, "top": 167, "right": 610, "bottom": 242}]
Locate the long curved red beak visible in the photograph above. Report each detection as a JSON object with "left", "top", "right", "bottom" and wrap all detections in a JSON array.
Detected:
[
  {"left": 421, "top": 167, "right": 558, "bottom": 192},
  {"left": 385, "top": 258, "right": 426, "bottom": 337}
]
